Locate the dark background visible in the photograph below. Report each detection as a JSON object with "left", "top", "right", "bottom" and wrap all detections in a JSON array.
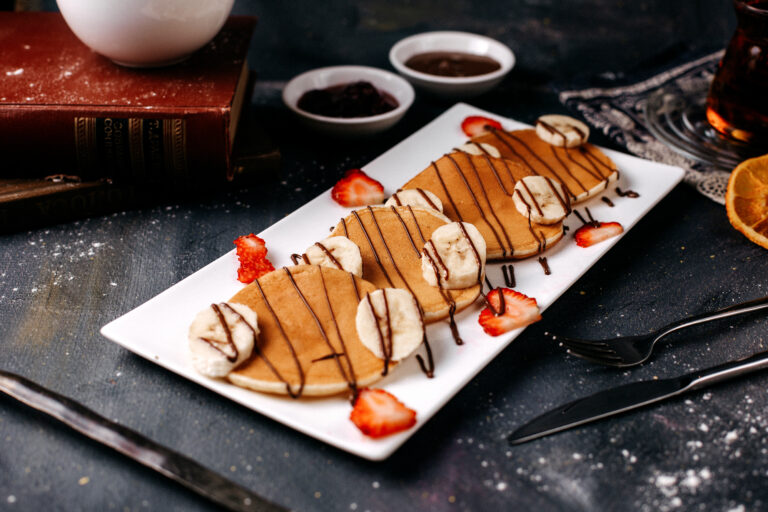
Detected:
[{"left": 3, "top": 2, "right": 767, "bottom": 512}]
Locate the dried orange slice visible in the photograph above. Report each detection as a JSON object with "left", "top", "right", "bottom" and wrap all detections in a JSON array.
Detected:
[{"left": 725, "top": 154, "right": 768, "bottom": 249}]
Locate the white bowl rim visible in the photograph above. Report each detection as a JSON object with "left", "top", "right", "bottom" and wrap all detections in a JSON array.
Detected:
[
  {"left": 389, "top": 31, "right": 515, "bottom": 85},
  {"left": 282, "top": 65, "right": 415, "bottom": 125}
]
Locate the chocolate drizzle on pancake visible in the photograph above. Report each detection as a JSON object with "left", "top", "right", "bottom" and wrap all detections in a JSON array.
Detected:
[
  {"left": 344, "top": 207, "right": 468, "bottom": 347},
  {"left": 391, "top": 205, "right": 421, "bottom": 257},
  {"left": 311, "top": 352, "right": 345, "bottom": 363},
  {"left": 284, "top": 267, "right": 359, "bottom": 399},
  {"left": 486, "top": 127, "right": 617, "bottom": 201},
  {"left": 480, "top": 155, "right": 513, "bottom": 196},
  {"left": 252, "top": 278, "right": 305, "bottom": 398},
  {"left": 351, "top": 209, "right": 395, "bottom": 287},
  {"left": 290, "top": 253, "right": 310, "bottom": 265},
  {"left": 431, "top": 161, "right": 464, "bottom": 222},
  {"left": 445, "top": 153, "right": 512, "bottom": 258}
]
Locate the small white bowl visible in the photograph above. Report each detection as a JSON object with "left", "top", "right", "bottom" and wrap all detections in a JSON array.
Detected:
[
  {"left": 282, "top": 66, "right": 415, "bottom": 137},
  {"left": 389, "top": 31, "right": 515, "bottom": 98},
  {"left": 56, "top": 0, "right": 234, "bottom": 67}
]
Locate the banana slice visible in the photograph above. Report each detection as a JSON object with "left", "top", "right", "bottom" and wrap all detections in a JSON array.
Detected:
[
  {"left": 188, "top": 302, "right": 258, "bottom": 377},
  {"left": 454, "top": 142, "right": 501, "bottom": 158},
  {"left": 513, "top": 175, "right": 571, "bottom": 225},
  {"left": 421, "top": 222, "right": 486, "bottom": 289},
  {"left": 535, "top": 114, "right": 589, "bottom": 148},
  {"left": 384, "top": 188, "right": 444, "bottom": 213},
  {"left": 303, "top": 236, "right": 363, "bottom": 277},
  {"left": 355, "top": 288, "right": 424, "bottom": 362}
]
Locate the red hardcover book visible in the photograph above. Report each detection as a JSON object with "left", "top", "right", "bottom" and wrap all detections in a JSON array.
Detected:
[{"left": 0, "top": 12, "right": 256, "bottom": 183}]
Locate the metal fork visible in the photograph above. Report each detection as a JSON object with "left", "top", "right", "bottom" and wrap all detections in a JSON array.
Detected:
[{"left": 555, "top": 295, "right": 768, "bottom": 367}]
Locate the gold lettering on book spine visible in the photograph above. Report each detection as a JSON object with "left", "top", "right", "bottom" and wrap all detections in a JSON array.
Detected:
[
  {"left": 73, "top": 117, "right": 187, "bottom": 180},
  {"left": 74, "top": 117, "right": 97, "bottom": 175},
  {"left": 163, "top": 119, "right": 187, "bottom": 176},
  {"left": 128, "top": 119, "right": 145, "bottom": 180}
]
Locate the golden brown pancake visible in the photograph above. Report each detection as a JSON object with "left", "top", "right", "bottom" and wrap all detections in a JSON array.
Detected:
[
  {"left": 228, "top": 265, "right": 391, "bottom": 397},
  {"left": 330, "top": 205, "right": 481, "bottom": 323},
  {"left": 401, "top": 151, "right": 563, "bottom": 260},
  {"left": 470, "top": 128, "right": 619, "bottom": 203}
]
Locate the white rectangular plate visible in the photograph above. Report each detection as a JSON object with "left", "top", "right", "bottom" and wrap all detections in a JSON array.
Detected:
[{"left": 101, "top": 103, "right": 685, "bottom": 460}]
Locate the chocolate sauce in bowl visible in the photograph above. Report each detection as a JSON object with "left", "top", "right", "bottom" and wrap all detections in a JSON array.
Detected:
[{"left": 404, "top": 51, "right": 501, "bottom": 77}]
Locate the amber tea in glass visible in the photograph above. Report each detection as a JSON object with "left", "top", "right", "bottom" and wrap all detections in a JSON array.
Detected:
[{"left": 706, "top": 0, "right": 768, "bottom": 146}]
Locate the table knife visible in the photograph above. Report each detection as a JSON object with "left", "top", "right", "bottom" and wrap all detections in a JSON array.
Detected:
[
  {"left": 0, "top": 370, "right": 287, "bottom": 512},
  {"left": 508, "top": 349, "right": 768, "bottom": 445}
]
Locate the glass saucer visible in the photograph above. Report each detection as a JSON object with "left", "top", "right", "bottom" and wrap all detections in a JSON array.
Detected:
[{"left": 643, "top": 81, "right": 763, "bottom": 173}]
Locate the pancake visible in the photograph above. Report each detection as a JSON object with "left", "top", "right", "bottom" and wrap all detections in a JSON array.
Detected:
[
  {"left": 470, "top": 128, "right": 619, "bottom": 203},
  {"left": 401, "top": 151, "right": 564, "bottom": 260},
  {"left": 228, "top": 265, "right": 391, "bottom": 397},
  {"left": 330, "top": 205, "right": 481, "bottom": 323}
]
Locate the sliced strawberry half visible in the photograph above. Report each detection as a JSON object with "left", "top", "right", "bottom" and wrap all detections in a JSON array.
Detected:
[
  {"left": 461, "top": 115, "right": 503, "bottom": 138},
  {"left": 574, "top": 221, "right": 624, "bottom": 248},
  {"left": 331, "top": 168, "right": 385, "bottom": 207},
  {"left": 478, "top": 288, "right": 542, "bottom": 337},
  {"left": 350, "top": 388, "right": 417, "bottom": 438},
  {"left": 234, "top": 234, "right": 275, "bottom": 284}
]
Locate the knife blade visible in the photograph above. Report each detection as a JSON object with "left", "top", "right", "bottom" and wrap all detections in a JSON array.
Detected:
[
  {"left": 508, "top": 349, "right": 768, "bottom": 445},
  {"left": 0, "top": 370, "right": 287, "bottom": 512}
]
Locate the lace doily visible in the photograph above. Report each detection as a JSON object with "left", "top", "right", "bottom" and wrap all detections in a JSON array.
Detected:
[{"left": 559, "top": 51, "right": 733, "bottom": 204}]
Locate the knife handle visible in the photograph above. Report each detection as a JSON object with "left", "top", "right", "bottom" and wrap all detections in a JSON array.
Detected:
[
  {"left": 689, "top": 349, "right": 768, "bottom": 390},
  {"left": 0, "top": 370, "right": 286, "bottom": 512}
]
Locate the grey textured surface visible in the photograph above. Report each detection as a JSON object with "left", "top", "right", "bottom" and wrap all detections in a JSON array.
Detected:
[{"left": 3, "top": 1, "right": 768, "bottom": 511}]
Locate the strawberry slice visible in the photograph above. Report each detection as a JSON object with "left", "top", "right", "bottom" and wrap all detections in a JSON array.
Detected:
[
  {"left": 350, "top": 388, "right": 417, "bottom": 438},
  {"left": 331, "top": 168, "right": 385, "bottom": 207},
  {"left": 478, "top": 288, "right": 542, "bottom": 336},
  {"left": 461, "top": 115, "right": 503, "bottom": 138},
  {"left": 234, "top": 234, "right": 275, "bottom": 284},
  {"left": 574, "top": 221, "right": 624, "bottom": 248}
]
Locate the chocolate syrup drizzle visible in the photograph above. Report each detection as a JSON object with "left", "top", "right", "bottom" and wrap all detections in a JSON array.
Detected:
[
  {"left": 391, "top": 188, "right": 441, "bottom": 211},
  {"left": 364, "top": 290, "right": 393, "bottom": 376},
  {"left": 488, "top": 126, "right": 617, "bottom": 201},
  {"left": 538, "top": 257, "right": 551, "bottom": 275},
  {"left": 573, "top": 207, "right": 600, "bottom": 228},
  {"left": 284, "top": 267, "right": 359, "bottom": 400},
  {"left": 251, "top": 279, "right": 305, "bottom": 398},
  {"left": 445, "top": 153, "right": 513, "bottom": 258},
  {"left": 601, "top": 197, "right": 615, "bottom": 207},
  {"left": 350, "top": 209, "right": 395, "bottom": 287},
  {"left": 350, "top": 207, "right": 439, "bottom": 371},
  {"left": 200, "top": 303, "right": 240, "bottom": 362},
  {"left": 616, "top": 187, "right": 640, "bottom": 198},
  {"left": 502, "top": 264, "right": 515, "bottom": 288},
  {"left": 535, "top": 119, "right": 587, "bottom": 146}
]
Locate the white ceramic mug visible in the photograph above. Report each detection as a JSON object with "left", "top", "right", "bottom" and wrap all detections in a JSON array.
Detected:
[{"left": 56, "top": 0, "right": 235, "bottom": 67}]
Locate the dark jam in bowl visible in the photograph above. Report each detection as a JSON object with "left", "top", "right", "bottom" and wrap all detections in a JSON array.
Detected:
[
  {"left": 297, "top": 81, "right": 398, "bottom": 118},
  {"left": 404, "top": 51, "right": 501, "bottom": 77}
]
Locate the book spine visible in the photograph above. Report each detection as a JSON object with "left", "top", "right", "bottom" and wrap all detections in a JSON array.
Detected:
[{"left": 0, "top": 107, "right": 230, "bottom": 182}]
